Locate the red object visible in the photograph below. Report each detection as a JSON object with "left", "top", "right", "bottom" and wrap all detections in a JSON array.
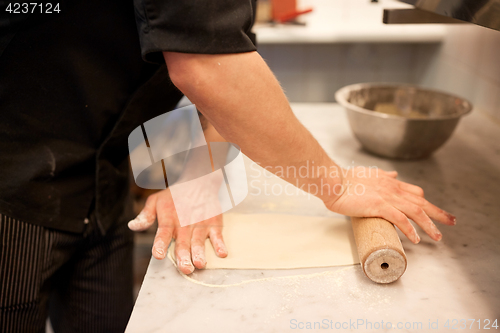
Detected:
[{"left": 271, "top": 0, "right": 313, "bottom": 23}]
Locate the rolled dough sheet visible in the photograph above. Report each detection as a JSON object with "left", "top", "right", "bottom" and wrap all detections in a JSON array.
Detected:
[{"left": 168, "top": 213, "right": 359, "bottom": 269}]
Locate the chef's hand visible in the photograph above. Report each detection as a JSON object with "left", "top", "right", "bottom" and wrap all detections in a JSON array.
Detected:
[
  {"left": 323, "top": 167, "right": 456, "bottom": 244},
  {"left": 127, "top": 188, "right": 227, "bottom": 275}
]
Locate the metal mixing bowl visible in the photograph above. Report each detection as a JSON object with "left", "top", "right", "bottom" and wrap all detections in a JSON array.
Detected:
[{"left": 335, "top": 83, "right": 473, "bottom": 159}]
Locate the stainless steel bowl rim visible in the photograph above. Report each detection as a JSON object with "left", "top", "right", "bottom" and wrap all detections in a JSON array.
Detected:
[{"left": 335, "top": 83, "right": 473, "bottom": 121}]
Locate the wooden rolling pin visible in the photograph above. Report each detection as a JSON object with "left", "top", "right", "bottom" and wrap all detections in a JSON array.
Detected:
[{"left": 351, "top": 217, "right": 407, "bottom": 284}]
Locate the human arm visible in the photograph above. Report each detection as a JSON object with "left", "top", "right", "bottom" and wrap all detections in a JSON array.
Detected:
[{"left": 163, "top": 51, "right": 456, "bottom": 244}]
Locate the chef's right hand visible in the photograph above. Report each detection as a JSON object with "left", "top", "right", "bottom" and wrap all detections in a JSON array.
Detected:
[
  {"left": 127, "top": 188, "right": 227, "bottom": 275},
  {"left": 323, "top": 167, "right": 456, "bottom": 244}
]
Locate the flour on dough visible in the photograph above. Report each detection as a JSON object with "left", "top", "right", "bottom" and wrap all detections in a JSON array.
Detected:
[{"left": 168, "top": 213, "right": 359, "bottom": 270}]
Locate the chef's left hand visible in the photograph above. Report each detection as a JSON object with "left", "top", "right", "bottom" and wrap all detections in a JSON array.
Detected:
[{"left": 127, "top": 188, "right": 227, "bottom": 275}]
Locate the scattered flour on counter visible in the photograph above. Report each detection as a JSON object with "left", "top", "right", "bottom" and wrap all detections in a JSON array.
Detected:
[{"left": 168, "top": 250, "right": 393, "bottom": 319}]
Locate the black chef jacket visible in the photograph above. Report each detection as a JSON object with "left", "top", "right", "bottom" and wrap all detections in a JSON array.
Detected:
[{"left": 0, "top": 0, "right": 256, "bottom": 233}]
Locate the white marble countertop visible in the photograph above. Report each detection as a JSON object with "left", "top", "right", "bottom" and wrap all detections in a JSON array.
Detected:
[
  {"left": 127, "top": 103, "right": 500, "bottom": 333},
  {"left": 254, "top": 0, "right": 447, "bottom": 44}
]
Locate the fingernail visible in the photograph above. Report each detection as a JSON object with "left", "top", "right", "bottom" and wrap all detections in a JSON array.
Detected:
[
  {"left": 178, "top": 253, "right": 194, "bottom": 268},
  {"left": 154, "top": 240, "right": 166, "bottom": 259},
  {"left": 128, "top": 212, "right": 149, "bottom": 230},
  {"left": 180, "top": 259, "right": 194, "bottom": 274},
  {"left": 127, "top": 220, "right": 137, "bottom": 230},
  {"left": 175, "top": 258, "right": 192, "bottom": 268},
  {"left": 414, "top": 233, "right": 421, "bottom": 244},
  {"left": 128, "top": 220, "right": 141, "bottom": 231},
  {"left": 193, "top": 254, "right": 206, "bottom": 266},
  {"left": 217, "top": 242, "right": 227, "bottom": 255},
  {"left": 411, "top": 225, "right": 420, "bottom": 244},
  {"left": 433, "top": 224, "right": 442, "bottom": 239},
  {"left": 446, "top": 212, "right": 457, "bottom": 225}
]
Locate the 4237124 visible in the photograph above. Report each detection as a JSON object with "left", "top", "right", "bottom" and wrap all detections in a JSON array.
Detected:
[{"left": 5, "top": 2, "right": 60, "bottom": 14}]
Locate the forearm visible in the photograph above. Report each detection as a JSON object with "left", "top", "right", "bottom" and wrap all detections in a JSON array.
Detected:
[
  {"left": 201, "top": 113, "right": 226, "bottom": 143},
  {"left": 175, "top": 114, "right": 227, "bottom": 184},
  {"left": 164, "top": 51, "right": 343, "bottom": 202}
]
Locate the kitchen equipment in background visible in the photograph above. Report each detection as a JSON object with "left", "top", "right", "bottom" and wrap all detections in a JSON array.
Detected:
[
  {"left": 383, "top": 7, "right": 466, "bottom": 24},
  {"left": 351, "top": 217, "right": 407, "bottom": 284},
  {"left": 384, "top": 0, "right": 500, "bottom": 32},
  {"left": 256, "top": 0, "right": 272, "bottom": 23},
  {"left": 335, "top": 83, "right": 472, "bottom": 159},
  {"left": 270, "top": 0, "right": 313, "bottom": 23}
]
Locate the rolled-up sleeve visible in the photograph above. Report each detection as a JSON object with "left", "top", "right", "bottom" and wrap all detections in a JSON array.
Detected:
[{"left": 134, "top": 0, "right": 257, "bottom": 64}]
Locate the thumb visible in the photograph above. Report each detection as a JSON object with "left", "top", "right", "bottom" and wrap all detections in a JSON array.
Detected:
[{"left": 128, "top": 194, "right": 158, "bottom": 231}]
